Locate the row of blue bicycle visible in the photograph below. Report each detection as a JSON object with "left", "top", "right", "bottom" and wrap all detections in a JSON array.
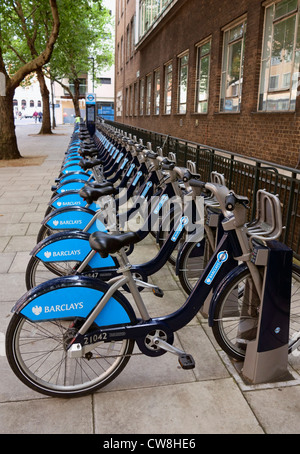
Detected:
[{"left": 5, "top": 121, "right": 300, "bottom": 397}]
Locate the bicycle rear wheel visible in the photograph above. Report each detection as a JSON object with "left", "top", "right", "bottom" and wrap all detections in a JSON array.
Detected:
[
  {"left": 6, "top": 309, "right": 134, "bottom": 398},
  {"left": 212, "top": 265, "right": 300, "bottom": 361}
]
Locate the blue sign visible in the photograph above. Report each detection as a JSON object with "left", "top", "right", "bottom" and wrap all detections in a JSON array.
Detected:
[
  {"left": 86, "top": 93, "right": 96, "bottom": 105},
  {"left": 204, "top": 251, "right": 229, "bottom": 285}
]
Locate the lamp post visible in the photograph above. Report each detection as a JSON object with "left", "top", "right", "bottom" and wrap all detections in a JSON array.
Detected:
[{"left": 88, "top": 56, "right": 95, "bottom": 92}]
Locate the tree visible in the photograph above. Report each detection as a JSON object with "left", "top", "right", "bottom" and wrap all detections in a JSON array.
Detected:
[
  {"left": 0, "top": 0, "right": 60, "bottom": 159},
  {"left": 48, "top": 0, "right": 113, "bottom": 119}
]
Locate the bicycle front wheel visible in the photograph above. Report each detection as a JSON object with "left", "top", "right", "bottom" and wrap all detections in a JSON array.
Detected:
[
  {"left": 212, "top": 265, "right": 300, "bottom": 361},
  {"left": 6, "top": 313, "right": 134, "bottom": 398},
  {"left": 177, "top": 232, "right": 211, "bottom": 294},
  {"left": 25, "top": 255, "right": 88, "bottom": 290}
]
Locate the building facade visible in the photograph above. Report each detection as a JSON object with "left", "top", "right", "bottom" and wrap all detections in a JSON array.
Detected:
[{"left": 115, "top": 0, "right": 300, "bottom": 168}]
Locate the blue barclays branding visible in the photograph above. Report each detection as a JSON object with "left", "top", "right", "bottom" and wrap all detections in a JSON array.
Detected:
[
  {"left": 116, "top": 152, "right": 124, "bottom": 163},
  {"left": 36, "top": 237, "right": 115, "bottom": 267},
  {"left": 171, "top": 216, "right": 189, "bottom": 242},
  {"left": 204, "top": 251, "right": 228, "bottom": 285},
  {"left": 126, "top": 163, "right": 135, "bottom": 177},
  {"left": 46, "top": 210, "right": 94, "bottom": 229},
  {"left": 36, "top": 238, "right": 92, "bottom": 262},
  {"left": 60, "top": 173, "right": 90, "bottom": 183},
  {"left": 52, "top": 195, "right": 84, "bottom": 208},
  {"left": 141, "top": 181, "right": 153, "bottom": 198},
  {"left": 57, "top": 182, "right": 85, "bottom": 193},
  {"left": 132, "top": 171, "right": 142, "bottom": 186},
  {"left": 62, "top": 165, "right": 82, "bottom": 173},
  {"left": 20, "top": 286, "right": 131, "bottom": 325},
  {"left": 154, "top": 195, "right": 169, "bottom": 214},
  {"left": 120, "top": 158, "right": 129, "bottom": 170}
]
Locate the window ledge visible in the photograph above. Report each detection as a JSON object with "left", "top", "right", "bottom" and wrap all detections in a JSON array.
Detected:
[{"left": 251, "top": 111, "right": 296, "bottom": 115}]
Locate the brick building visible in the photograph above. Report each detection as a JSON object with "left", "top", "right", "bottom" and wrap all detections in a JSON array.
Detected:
[{"left": 114, "top": 0, "right": 300, "bottom": 168}]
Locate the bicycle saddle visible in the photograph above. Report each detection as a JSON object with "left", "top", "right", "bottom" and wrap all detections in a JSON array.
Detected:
[
  {"left": 79, "top": 184, "right": 117, "bottom": 204},
  {"left": 89, "top": 231, "right": 141, "bottom": 257},
  {"left": 79, "top": 158, "right": 103, "bottom": 170}
]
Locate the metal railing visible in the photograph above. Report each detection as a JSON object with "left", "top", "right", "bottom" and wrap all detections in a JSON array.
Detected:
[{"left": 98, "top": 118, "right": 300, "bottom": 258}]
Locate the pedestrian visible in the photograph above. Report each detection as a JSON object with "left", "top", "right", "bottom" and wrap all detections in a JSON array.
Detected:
[
  {"left": 38, "top": 111, "right": 43, "bottom": 122},
  {"left": 33, "top": 111, "right": 38, "bottom": 123}
]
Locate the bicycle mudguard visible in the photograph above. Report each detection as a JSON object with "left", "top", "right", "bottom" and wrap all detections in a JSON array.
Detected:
[
  {"left": 31, "top": 231, "right": 116, "bottom": 268},
  {"left": 55, "top": 179, "right": 88, "bottom": 194},
  {"left": 42, "top": 206, "right": 106, "bottom": 233},
  {"left": 49, "top": 191, "right": 98, "bottom": 211},
  {"left": 207, "top": 263, "right": 248, "bottom": 327},
  {"left": 14, "top": 275, "right": 136, "bottom": 326},
  {"left": 59, "top": 171, "right": 92, "bottom": 184},
  {"left": 61, "top": 164, "right": 86, "bottom": 174}
]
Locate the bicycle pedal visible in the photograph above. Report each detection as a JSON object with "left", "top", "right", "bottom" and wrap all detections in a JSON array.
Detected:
[
  {"left": 178, "top": 353, "right": 195, "bottom": 370},
  {"left": 152, "top": 287, "right": 164, "bottom": 298}
]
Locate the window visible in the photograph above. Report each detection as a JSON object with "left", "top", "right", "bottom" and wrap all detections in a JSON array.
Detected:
[
  {"left": 125, "top": 87, "right": 129, "bottom": 116},
  {"left": 146, "top": 74, "right": 152, "bottom": 115},
  {"left": 130, "top": 85, "right": 133, "bottom": 116},
  {"left": 131, "top": 17, "right": 135, "bottom": 55},
  {"left": 13, "top": 99, "right": 18, "bottom": 106},
  {"left": 30, "top": 100, "right": 34, "bottom": 107},
  {"left": 258, "top": 0, "right": 300, "bottom": 111},
  {"left": 220, "top": 17, "right": 247, "bottom": 112},
  {"left": 140, "top": 78, "right": 145, "bottom": 115},
  {"left": 99, "top": 78, "right": 111, "bottom": 84},
  {"left": 126, "top": 25, "right": 130, "bottom": 61},
  {"left": 164, "top": 62, "right": 172, "bottom": 114},
  {"left": 21, "top": 99, "right": 26, "bottom": 110},
  {"left": 139, "top": 0, "right": 176, "bottom": 40},
  {"left": 37, "top": 100, "right": 41, "bottom": 107},
  {"left": 154, "top": 70, "right": 161, "bottom": 114},
  {"left": 195, "top": 39, "right": 211, "bottom": 113},
  {"left": 67, "top": 78, "right": 87, "bottom": 96},
  {"left": 177, "top": 53, "right": 189, "bottom": 114},
  {"left": 134, "top": 82, "right": 138, "bottom": 115}
]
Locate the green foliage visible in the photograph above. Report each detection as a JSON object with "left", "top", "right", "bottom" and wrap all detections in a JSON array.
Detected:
[
  {"left": 48, "top": 0, "right": 114, "bottom": 83},
  {"left": 0, "top": 0, "right": 114, "bottom": 85}
]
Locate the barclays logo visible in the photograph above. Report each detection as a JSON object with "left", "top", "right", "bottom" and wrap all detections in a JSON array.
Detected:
[
  {"left": 31, "top": 302, "right": 84, "bottom": 316},
  {"left": 43, "top": 249, "right": 81, "bottom": 258}
]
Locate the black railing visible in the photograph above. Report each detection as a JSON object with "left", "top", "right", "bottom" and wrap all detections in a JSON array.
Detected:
[{"left": 98, "top": 118, "right": 300, "bottom": 258}]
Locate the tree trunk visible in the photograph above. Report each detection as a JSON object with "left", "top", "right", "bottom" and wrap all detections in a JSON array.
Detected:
[
  {"left": 73, "top": 79, "right": 81, "bottom": 117},
  {"left": 0, "top": 88, "right": 21, "bottom": 160},
  {"left": 36, "top": 69, "right": 52, "bottom": 134}
]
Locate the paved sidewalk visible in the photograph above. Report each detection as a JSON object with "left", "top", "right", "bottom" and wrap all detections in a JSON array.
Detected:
[{"left": 0, "top": 123, "right": 299, "bottom": 435}]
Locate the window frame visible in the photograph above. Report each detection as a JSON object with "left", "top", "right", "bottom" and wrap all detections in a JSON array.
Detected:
[
  {"left": 258, "top": 0, "right": 300, "bottom": 112},
  {"left": 154, "top": 69, "right": 161, "bottom": 115},
  {"left": 195, "top": 38, "right": 211, "bottom": 114},
  {"left": 177, "top": 51, "right": 189, "bottom": 114},
  {"left": 145, "top": 73, "right": 152, "bottom": 115},
  {"left": 220, "top": 16, "right": 247, "bottom": 113},
  {"left": 164, "top": 61, "right": 173, "bottom": 115}
]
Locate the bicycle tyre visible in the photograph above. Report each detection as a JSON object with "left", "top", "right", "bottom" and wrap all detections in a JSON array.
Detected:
[
  {"left": 25, "top": 255, "right": 90, "bottom": 290},
  {"left": 6, "top": 288, "right": 135, "bottom": 398},
  {"left": 212, "top": 264, "right": 300, "bottom": 361},
  {"left": 177, "top": 231, "right": 211, "bottom": 294}
]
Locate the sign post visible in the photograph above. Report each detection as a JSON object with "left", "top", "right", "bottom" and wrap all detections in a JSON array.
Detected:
[{"left": 86, "top": 93, "right": 96, "bottom": 136}]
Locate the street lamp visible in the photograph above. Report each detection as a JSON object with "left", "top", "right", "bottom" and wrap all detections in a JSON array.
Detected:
[{"left": 88, "top": 56, "right": 95, "bottom": 92}]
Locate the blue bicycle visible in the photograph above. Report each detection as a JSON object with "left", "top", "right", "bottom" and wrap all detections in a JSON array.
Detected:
[{"left": 6, "top": 180, "right": 300, "bottom": 397}]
